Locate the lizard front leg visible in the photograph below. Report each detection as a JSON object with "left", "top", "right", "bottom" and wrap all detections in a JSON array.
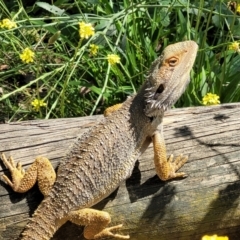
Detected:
[
  {"left": 0, "top": 153, "right": 56, "bottom": 197},
  {"left": 104, "top": 103, "right": 123, "bottom": 117},
  {"left": 152, "top": 131, "right": 188, "bottom": 181},
  {"left": 59, "top": 208, "right": 129, "bottom": 239}
]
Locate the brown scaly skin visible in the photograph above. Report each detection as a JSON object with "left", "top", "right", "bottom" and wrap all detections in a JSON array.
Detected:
[{"left": 0, "top": 40, "right": 198, "bottom": 240}]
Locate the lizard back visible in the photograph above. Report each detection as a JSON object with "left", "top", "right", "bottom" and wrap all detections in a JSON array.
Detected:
[{"left": 49, "top": 94, "right": 151, "bottom": 216}]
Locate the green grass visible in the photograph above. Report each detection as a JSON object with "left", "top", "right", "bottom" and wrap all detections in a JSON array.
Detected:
[{"left": 0, "top": 0, "right": 240, "bottom": 122}]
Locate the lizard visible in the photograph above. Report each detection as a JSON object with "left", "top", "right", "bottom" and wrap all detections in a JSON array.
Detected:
[{"left": 0, "top": 40, "right": 198, "bottom": 240}]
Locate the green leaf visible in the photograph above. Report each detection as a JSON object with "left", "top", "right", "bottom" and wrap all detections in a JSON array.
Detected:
[
  {"left": 159, "top": 8, "right": 170, "bottom": 27},
  {"left": 35, "top": 2, "right": 65, "bottom": 15},
  {"left": 89, "top": 86, "right": 102, "bottom": 95},
  {"left": 228, "top": 54, "right": 240, "bottom": 77}
]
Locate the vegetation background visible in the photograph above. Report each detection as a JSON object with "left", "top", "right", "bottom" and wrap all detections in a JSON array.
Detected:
[{"left": 0, "top": 0, "right": 240, "bottom": 122}]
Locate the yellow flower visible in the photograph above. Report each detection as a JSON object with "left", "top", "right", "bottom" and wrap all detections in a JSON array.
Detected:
[
  {"left": 19, "top": 48, "right": 35, "bottom": 63},
  {"left": 202, "top": 93, "right": 220, "bottom": 106},
  {"left": 79, "top": 21, "right": 95, "bottom": 39},
  {"left": 31, "top": 99, "right": 47, "bottom": 112},
  {"left": 0, "top": 18, "right": 17, "bottom": 29},
  {"left": 228, "top": 41, "right": 239, "bottom": 52},
  {"left": 237, "top": 4, "right": 240, "bottom": 13},
  {"left": 107, "top": 54, "right": 120, "bottom": 65},
  {"left": 89, "top": 44, "right": 99, "bottom": 56},
  {"left": 202, "top": 235, "right": 228, "bottom": 240}
]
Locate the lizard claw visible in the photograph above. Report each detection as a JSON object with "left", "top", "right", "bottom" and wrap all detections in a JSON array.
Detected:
[
  {"left": 166, "top": 154, "right": 188, "bottom": 179},
  {"left": 0, "top": 153, "right": 25, "bottom": 190},
  {"left": 168, "top": 154, "right": 188, "bottom": 171},
  {"left": 94, "top": 224, "right": 130, "bottom": 239}
]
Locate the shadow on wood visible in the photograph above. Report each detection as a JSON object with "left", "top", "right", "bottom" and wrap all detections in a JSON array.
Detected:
[{"left": 1, "top": 103, "right": 240, "bottom": 240}]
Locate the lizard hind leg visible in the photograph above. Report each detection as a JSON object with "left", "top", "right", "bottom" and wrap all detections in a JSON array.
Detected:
[
  {"left": 66, "top": 208, "right": 130, "bottom": 239},
  {"left": 0, "top": 153, "right": 56, "bottom": 197}
]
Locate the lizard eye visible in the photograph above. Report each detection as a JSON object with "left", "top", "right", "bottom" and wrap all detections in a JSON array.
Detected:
[{"left": 168, "top": 57, "right": 179, "bottom": 66}]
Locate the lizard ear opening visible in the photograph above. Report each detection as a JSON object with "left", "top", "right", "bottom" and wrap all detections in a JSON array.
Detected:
[{"left": 153, "top": 84, "right": 164, "bottom": 100}]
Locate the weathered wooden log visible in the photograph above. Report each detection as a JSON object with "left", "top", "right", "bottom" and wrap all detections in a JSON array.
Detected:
[{"left": 1, "top": 103, "right": 240, "bottom": 240}]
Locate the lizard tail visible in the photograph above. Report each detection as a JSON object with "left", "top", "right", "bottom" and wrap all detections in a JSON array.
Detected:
[{"left": 19, "top": 199, "right": 60, "bottom": 240}]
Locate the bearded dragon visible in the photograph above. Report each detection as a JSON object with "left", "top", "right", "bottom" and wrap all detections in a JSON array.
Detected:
[{"left": 0, "top": 40, "right": 198, "bottom": 239}]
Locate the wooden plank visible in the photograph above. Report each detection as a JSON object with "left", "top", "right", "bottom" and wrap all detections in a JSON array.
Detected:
[{"left": 1, "top": 103, "right": 240, "bottom": 240}]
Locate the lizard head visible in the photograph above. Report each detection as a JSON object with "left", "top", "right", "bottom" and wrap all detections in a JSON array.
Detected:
[{"left": 144, "top": 40, "right": 198, "bottom": 117}]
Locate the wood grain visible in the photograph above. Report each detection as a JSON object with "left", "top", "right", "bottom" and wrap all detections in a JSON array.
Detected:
[{"left": 1, "top": 103, "right": 240, "bottom": 240}]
